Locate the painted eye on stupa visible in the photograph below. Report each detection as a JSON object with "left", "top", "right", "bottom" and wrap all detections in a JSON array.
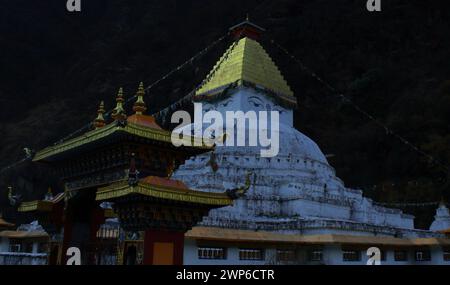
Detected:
[
  {"left": 248, "top": 96, "right": 263, "bottom": 108},
  {"left": 249, "top": 101, "right": 261, "bottom": 107}
]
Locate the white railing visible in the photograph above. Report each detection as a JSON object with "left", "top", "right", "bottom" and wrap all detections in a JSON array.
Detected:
[{"left": 0, "top": 252, "right": 48, "bottom": 265}]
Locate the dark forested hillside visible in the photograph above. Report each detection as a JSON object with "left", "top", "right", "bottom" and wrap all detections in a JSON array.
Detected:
[{"left": 0, "top": 0, "right": 449, "bottom": 228}]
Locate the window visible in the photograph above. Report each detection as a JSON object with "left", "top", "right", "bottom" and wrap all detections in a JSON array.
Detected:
[
  {"left": 342, "top": 249, "right": 361, "bottom": 262},
  {"left": 239, "top": 249, "right": 264, "bottom": 261},
  {"left": 198, "top": 247, "right": 226, "bottom": 260},
  {"left": 9, "top": 239, "right": 21, "bottom": 252},
  {"left": 308, "top": 248, "right": 323, "bottom": 262},
  {"left": 23, "top": 242, "right": 33, "bottom": 253},
  {"left": 415, "top": 250, "right": 431, "bottom": 261},
  {"left": 276, "top": 250, "right": 296, "bottom": 262},
  {"left": 38, "top": 242, "right": 49, "bottom": 254},
  {"left": 394, "top": 250, "right": 408, "bottom": 262},
  {"left": 443, "top": 248, "right": 450, "bottom": 261}
]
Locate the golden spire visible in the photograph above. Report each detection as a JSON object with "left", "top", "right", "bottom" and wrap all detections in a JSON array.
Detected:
[
  {"left": 93, "top": 101, "right": 106, "bottom": 129},
  {"left": 439, "top": 197, "right": 446, "bottom": 207},
  {"left": 195, "top": 37, "right": 296, "bottom": 107},
  {"left": 133, "top": 82, "right": 147, "bottom": 115},
  {"left": 112, "top": 87, "right": 127, "bottom": 121},
  {"left": 7, "top": 186, "right": 12, "bottom": 199},
  {"left": 45, "top": 187, "right": 54, "bottom": 201}
]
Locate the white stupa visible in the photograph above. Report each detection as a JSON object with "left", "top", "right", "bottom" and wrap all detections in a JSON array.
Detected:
[
  {"left": 173, "top": 21, "right": 442, "bottom": 240},
  {"left": 430, "top": 202, "right": 450, "bottom": 232}
]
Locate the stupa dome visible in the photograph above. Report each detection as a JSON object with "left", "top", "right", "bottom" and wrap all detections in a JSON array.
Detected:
[{"left": 277, "top": 123, "right": 328, "bottom": 165}]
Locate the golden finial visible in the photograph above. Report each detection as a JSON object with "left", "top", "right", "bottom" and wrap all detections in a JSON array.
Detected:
[
  {"left": 246, "top": 13, "right": 249, "bottom": 21},
  {"left": 94, "top": 101, "right": 106, "bottom": 129},
  {"left": 112, "top": 87, "right": 127, "bottom": 121},
  {"left": 133, "top": 82, "right": 147, "bottom": 115},
  {"left": 7, "top": 186, "right": 12, "bottom": 199},
  {"left": 45, "top": 187, "right": 54, "bottom": 201}
]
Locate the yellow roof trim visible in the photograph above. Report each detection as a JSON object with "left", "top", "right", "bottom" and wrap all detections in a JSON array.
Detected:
[
  {"left": 186, "top": 227, "right": 450, "bottom": 246},
  {"left": 18, "top": 192, "right": 65, "bottom": 213},
  {"left": 96, "top": 180, "right": 233, "bottom": 206},
  {"left": 195, "top": 37, "right": 296, "bottom": 106},
  {"left": 33, "top": 121, "right": 210, "bottom": 162},
  {"left": 18, "top": 200, "right": 53, "bottom": 212}
]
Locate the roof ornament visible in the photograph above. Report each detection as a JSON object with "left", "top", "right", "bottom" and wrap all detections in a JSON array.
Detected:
[
  {"left": 7, "top": 186, "right": 22, "bottom": 206},
  {"left": 226, "top": 172, "right": 253, "bottom": 199},
  {"left": 128, "top": 153, "right": 139, "bottom": 186},
  {"left": 229, "top": 16, "right": 265, "bottom": 41},
  {"left": 112, "top": 87, "right": 127, "bottom": 122},
  {"left": 44, "top": 187, "right": 54, "bottom": 201},
  {"left": 23, "top": 147, "right": 35, "bottom": 159},
  {"left": 133, "top": 82, "right": 147, "bottom": 115},
  {"left": 94, "top": 101, "right": 106, "bottom": 129}
]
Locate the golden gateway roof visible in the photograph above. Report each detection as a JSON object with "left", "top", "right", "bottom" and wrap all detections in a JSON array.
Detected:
[
  {"left": 33, "top": 84, "right": 210, "bottom": 162},
  {"left": 96, "top": 176, "right": 233, "bottom": 206},
  {"left": 34, "top": 119, "right": 175, "bottom": 162},
  {"left": 186, "top": 227, "right": 450, "bottom": 247},
  {"left": 195, "top": 37, "right": 297, "bottom": 107}
]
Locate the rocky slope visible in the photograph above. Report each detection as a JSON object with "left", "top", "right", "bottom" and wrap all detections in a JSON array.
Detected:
[{"left": 0, "top": 0, "right": 449, "bottom": 228}]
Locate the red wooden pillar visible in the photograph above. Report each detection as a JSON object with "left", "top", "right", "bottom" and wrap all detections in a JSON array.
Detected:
[
  {"left": 143, "top": 230, "right": 184, "bottom": 265},
  {"left": 88, "top": 207, "right": 106, "bottom": 265},
  {"left": 90, "top": 207, "right": 105, "bottom": 240}
]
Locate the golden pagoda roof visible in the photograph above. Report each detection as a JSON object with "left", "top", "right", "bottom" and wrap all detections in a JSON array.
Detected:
[
  {"left": 96, "top": 176, "right": 233, "bottom": 206},
  {"left": 18, "top": 192, "right": 65, "bottom": 213},
  {"left": 186, "top": 227, "right": 450, "bottom": 246},
  {"left": 126, "top": 114, "right": 162, "bottom": 130},
  {"left": 33, "top": 119, "right": 210, "bottom": 162},
  {"left": 195, "top": 37, "right": 296, "bottom": 107},
  {"left": 34, "top": 81, "right": 211, "bottom": 162}
]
